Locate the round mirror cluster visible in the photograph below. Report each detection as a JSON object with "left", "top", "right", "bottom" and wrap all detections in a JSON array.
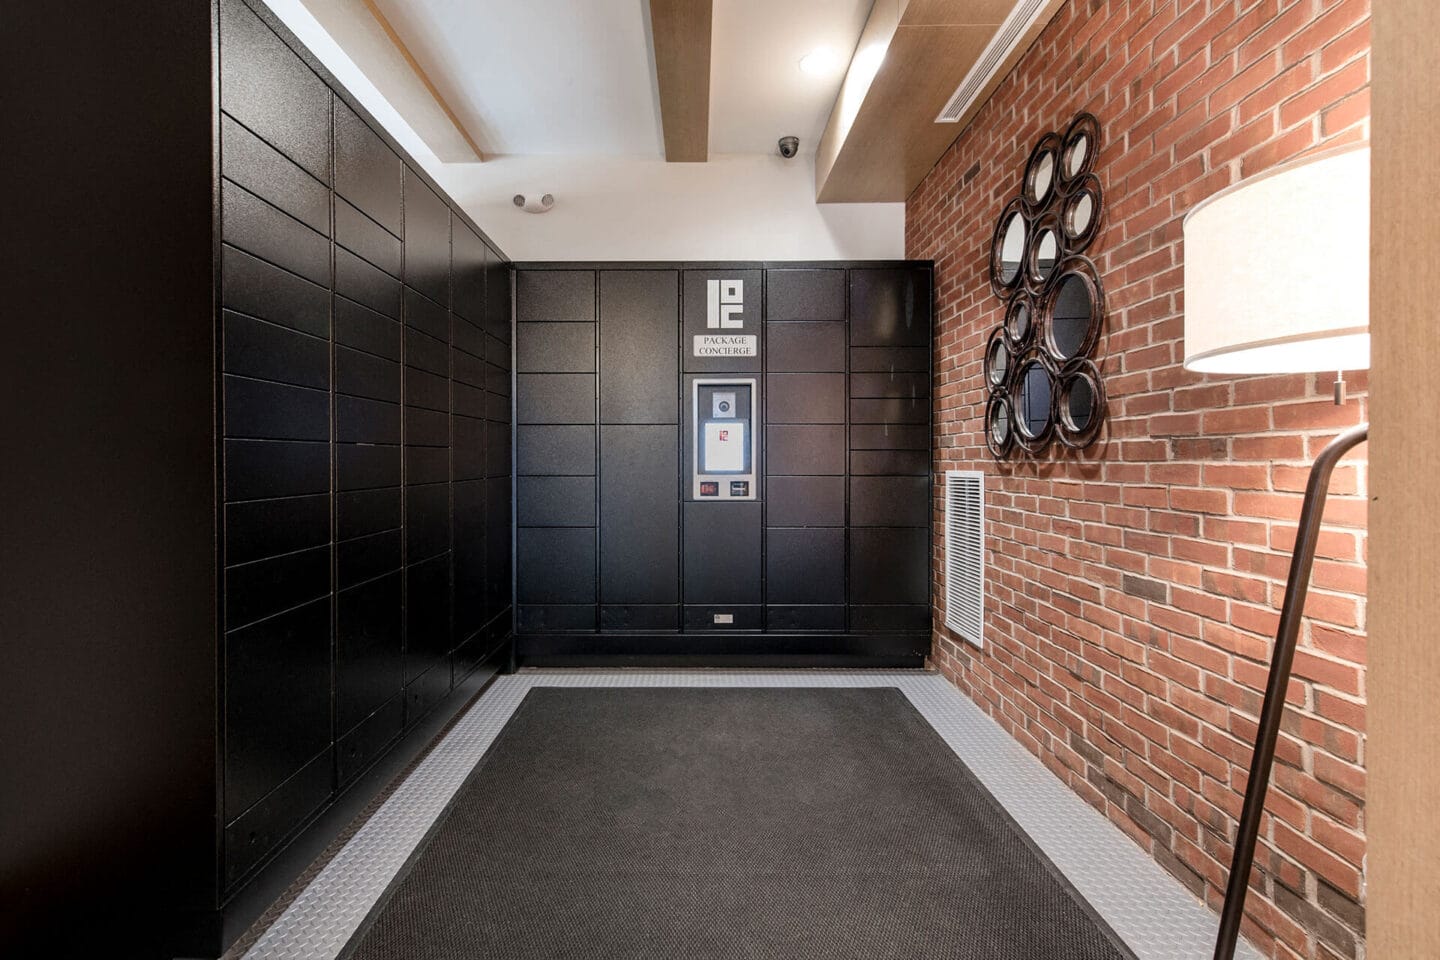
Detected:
[{"left": 985, "top": 112, "right": 1107, "bottom": 459}]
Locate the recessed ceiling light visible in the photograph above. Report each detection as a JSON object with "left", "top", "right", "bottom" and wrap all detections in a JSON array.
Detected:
[{"left": 798, "top": 46, "right": 840, "bottom": 76}]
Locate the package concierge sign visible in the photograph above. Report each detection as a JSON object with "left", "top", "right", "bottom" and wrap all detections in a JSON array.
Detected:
[{"left": 696, "top": 279, "right": 758, "bottom": 357}]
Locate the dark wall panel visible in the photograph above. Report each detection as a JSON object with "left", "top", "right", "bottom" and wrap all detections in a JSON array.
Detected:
[
  {"left": 850, "top": 345, "right": 930, "bottom": 372},
  {"left": 223, "top": 598, "right": 332, "bottom": 817},
  {"left": 453, "top": 479, "right": 487, "bottom": 640},
  {"left": 225, "top": 440, "right": 329, "bottom": 500},
  {"left": 221, "top": 181, "right": 331, "bottom": 286},
  {"left": 6, "top": 0, "right": 514, "bottom": 951},
  {"left": 767, "top": 424, "right": 846, "bottom": 475},
  {"left": 518, "top": 476, "right": 596, "bottom": 527},
  {"left": 766, "top": 528, "right": 844, "bottom": 604},
  {"left": 518, "top": 425, "right": 595, "bottom": 476},
  {"left": 224, "top": 246, "right": 330, "bottom": 338},
  {"left": 335, "top": 297, "right": 401, "bottom": 360},
  {"left": 767, "top": 373, "right": 845, "bottom": 424},
  {"left": 849, "top": 268, "right": 931, "bottom": 347},
  {"left": 766, "top": 476, "right": 845, "bottom": 527},
  {"left": 403, "top": 171, "right": 450, "bottom": 306},
  {"left": 516, "top": 270, "right": 594, "bottom": 322},
  {"left": 336, "top": 528, "right": 401, "bottom": 589},
  {"left": 225, "top": 311, "right": 330, "bottom": 389},
  {"left": 336, "top": 247, "right": 401, "bottom": 319},
  {"left": 516, "top": 374, "right": 596, "bottom": 424},
  {"left": 601, "top": 426, "right": 679, "bottom": 604},
  {"left": 405, "top": 554, "right": 451, "bottom": 681},
  {"left": 453, "top": 225, "right": 487, "bottom": 324},
  {"left": 849, "top": 528, "right": 929, "bottom": 605},
  {"left": 851, "top": 476, "right": 930, "bottom": 527},
  {"left": 513, "top": 263, "right": 929, "bottom": 664},
  {"left": 221, "top": 113, "right": 329, "bottom": 235},
  {"left": 767, "top": 268, "right": 845, "bottom": 323},
  {"left": 485, "top": 248, "right": 512, "bottom": 343},
  {"left": 517, "top": 322, "right": 595, "bottom": 373},
  {"left": 226, "top": 495, "right": 330, "bottom": 566},
  {"left": 335, "top": 573, "right": 403, "bottom": 732},
  {"left": 338, "top": 488, "right": 401, "bottom": 541},
  {"left": 334, "top": 98, "right": 402, "bottom": 237},
  {"left": 219, "top": 0, "right": 331, "bottom": 182},
  {"left": 517, "top": 529, "right": 596, "bottom": 604},
  {"left": 683, "top": 502, "right": 762, "bottom": 605},
  {"left": 599, "top": 271, "right": 678, "bottom": 423},
  {"left": 336, "top": 198, "right": 402, "bottom": 277},
  {"left": 767, "top": 322, "right": 845, "bottom": 372}
]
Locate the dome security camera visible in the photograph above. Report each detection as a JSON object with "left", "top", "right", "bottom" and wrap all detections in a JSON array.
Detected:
[{"left": 778, "top": 136, "right": 799, "bottom": 159}]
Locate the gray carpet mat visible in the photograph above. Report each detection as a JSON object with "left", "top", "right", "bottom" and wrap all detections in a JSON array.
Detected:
[{"left": 341, "top": 687, "right": 1137, "bottom": 960}]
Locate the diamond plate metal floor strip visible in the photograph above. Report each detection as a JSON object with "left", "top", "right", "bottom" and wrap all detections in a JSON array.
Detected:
[{"left": 241, "top": 669, "right": 1257, "bottom": 960}]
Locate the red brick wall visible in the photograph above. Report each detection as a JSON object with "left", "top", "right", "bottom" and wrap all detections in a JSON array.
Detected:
[{"left": 907, "top": 1, "right": 1370, "bottom": 957}]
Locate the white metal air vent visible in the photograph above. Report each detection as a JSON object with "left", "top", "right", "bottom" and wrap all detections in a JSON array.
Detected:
[
  {"left": 936, "top": 0, "right": 1058, "bottom": 124},
  {"left": 944, "top": 470, "right": 985, "bottom": 647}
]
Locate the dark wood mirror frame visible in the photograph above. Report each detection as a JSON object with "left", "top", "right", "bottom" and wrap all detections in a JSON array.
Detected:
[
  {"left": 1060, "top": 173, "right": 1104, "bottom": 253},
  {"left": 1058, "top": 112, "right": 1100, "bottom": 191},
  {"left": 989, "top": 197, "right": 1030, "bottom": 299},
  {"left": 982, "top": 113, "right": 1107, "bottom": 461},
  {"left": 985, "top": 393, "right": 1015, "bottom": 459},
  {"left": 1040, "top": 256, "right": 1105, "bottom": 365},
  {"left": 1022, "top": 132, "right": 1064, "bottom": 214}
]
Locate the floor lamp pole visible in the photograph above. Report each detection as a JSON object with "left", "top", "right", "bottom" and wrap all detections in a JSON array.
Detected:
[{"left": 1212, "top": 421, "right": 1369, "bottom": 960}]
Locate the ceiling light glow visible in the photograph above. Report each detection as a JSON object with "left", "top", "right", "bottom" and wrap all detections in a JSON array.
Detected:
[{"left": 798, "top": 46, "right": 840, "bottom": 76}]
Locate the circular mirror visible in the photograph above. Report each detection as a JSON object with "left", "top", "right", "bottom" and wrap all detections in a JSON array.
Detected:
[
  {"left": 1004, "top": 296, "right": 1033, "bottom": 347},
  {"left": 1025, "top": 216, "right": 1062, "bottom": 292},
  {"left": 1058, "top": 113, "right": 1100, "bottom": 190},
  {"left": 985, "top": 328, "right": 1012, "bottom": 390},
  {"left": 1023, "top": 133, "right": 1062, "bottom": 212},
  {"left": 1041, "top": 257, "right": 1104, "bottom": 364},
  {"left": 985, "top": 395, "right": 1014, "bottom": 459},
  {"left": 989, "top": 198, "right": 1029, "bottom": 298},
  {"left": 1070, "top": 193, "right": 1094, "bottom": 234},
  {"left": 1056, "top": 358, "right": 1106, "bottom": 448},
  {"left": 1065, "top": 135, "right": 1089, "bottom": 179},
  {"left": 1010, "top": 354, "right": 1055, "bottom": 446},
  {"left": 1060, "top": 174, "right": 1103, "bottom": 252},
  {"left": 1067, "top": 376, "right": 1093, "bottom": 430}
]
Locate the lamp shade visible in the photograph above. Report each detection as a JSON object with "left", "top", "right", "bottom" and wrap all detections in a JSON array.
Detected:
[{"left": 1182, "top": 143, "right": 1369, "bottom": 374}]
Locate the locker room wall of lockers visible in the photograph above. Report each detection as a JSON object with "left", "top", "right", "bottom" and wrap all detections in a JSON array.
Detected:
[{"left": 511, "top": 263, "right": 934, "bottom": 665}]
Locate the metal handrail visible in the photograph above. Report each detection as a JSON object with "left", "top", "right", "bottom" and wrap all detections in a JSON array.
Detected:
[{"left": 1212, "top": 421, "right": 1369, "bottom": 960}]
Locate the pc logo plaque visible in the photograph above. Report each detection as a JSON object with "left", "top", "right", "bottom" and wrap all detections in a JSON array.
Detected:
[{"left": 695, "top": 279, "right": 757, "bottom": 357}]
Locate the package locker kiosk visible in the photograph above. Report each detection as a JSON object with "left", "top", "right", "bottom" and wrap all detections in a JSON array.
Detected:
[
  {"left": 514, "top": 263, "right": 934, "bottom": 666},
  {"left": 693, "top": 379, "right": 758, "bottom": 500}
]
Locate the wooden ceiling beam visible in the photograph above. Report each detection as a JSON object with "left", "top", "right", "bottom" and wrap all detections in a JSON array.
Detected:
[
  {"left": 649, "top": 0, "right": 713, "bottom": 162},
  {"left": 299, "top": 0, "right": 485, "bottom": 162},
  {"left": 815, "top": 0, "right": 1063, "bottom": 202}
]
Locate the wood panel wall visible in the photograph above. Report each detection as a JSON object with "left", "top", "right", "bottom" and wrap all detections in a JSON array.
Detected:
[{"left": 1367, "top": 0, "right": 1440, "bottom": 954}]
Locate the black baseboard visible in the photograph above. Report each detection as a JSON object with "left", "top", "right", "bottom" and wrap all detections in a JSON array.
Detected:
[
  {"left": 517, "top": 632, "right": 930, "bottom": 668},
  {"left": 206, "top": 634, "right": 511, "bottom": 957}
]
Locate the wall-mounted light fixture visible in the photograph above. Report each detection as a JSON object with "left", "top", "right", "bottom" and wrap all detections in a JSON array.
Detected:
[
  {"left": 1182, "top": 142, "right": 1370, "bottom": 960},
  {"left": 512, "top": 193, "right": 555, "bottom": 214}
]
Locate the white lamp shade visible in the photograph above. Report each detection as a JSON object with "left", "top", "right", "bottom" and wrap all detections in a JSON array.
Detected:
[{"left": 1182, "top": 143, "right": 1370, "bottom": 374}]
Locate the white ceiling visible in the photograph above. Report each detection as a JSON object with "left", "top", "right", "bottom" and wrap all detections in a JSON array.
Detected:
[
  {"left": 710, "top": 0, "right": 871, "bottom": 155},
  {"left": 369, "top": 0, "right": 871, "bottom": 158}
]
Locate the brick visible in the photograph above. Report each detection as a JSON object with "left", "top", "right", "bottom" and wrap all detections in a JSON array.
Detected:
[{"left": 909, "top": 0, "right": 1370, "bottom": 955}]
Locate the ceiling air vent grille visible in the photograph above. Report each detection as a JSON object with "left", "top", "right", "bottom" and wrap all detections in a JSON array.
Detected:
[
  {"left": 944, "top": 470, "right": 985, "bottom": 648},
  {"left": 936, "top": 0, "right": 1057, "bottom": 123}
]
